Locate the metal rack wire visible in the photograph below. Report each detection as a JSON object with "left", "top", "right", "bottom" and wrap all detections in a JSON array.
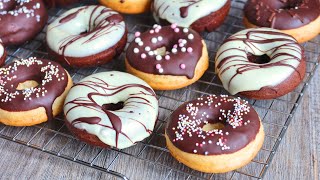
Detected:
[{"left": 0, "top": 0, "right": 319, "bottom": 179}]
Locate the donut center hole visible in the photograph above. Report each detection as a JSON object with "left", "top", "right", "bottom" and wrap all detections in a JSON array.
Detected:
[
  {"left": 155, "top": 47, "right": 167, "bottom": 56},
  {"left": 247, "top": 53, "right": 271, "bottom": 64},
  {"left": 202, "top": 122, "right": 225, "bottom": 131},
  {"left": 102, "top": 102, "right": 124, "bottom": 111},
  {"left": 16, "top": 80, "right": 39, "bottom": 90}
]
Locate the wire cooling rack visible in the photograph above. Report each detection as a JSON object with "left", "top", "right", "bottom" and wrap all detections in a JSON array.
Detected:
[{"left": 0, "top": 0, "right": 319, "bottom": 179}]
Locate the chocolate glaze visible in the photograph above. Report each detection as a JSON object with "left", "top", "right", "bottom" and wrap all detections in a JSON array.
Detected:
[
  {"left": 65, "top": 77, "right": 156, "bottom": 148},
  {"left": 126, "top": 26, "right": 203, "bottom": 79},
  {"left": 244, "top": 0, "right": 320, "bottom": 30},
  {"left": 0, "top": 0, "right": 48, "bottom": 46},
  {"left": 217, "top": 30, "right": 304, "bottom": 90},
  {"left": 0, "top": 58, "right": 69, "bottom": 120},
  {"left": 166, "top": 95, "right": 261, "bottom": 155}
]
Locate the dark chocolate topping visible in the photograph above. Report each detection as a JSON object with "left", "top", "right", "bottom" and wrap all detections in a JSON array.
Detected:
[
  {"left": 0, "top": 0, "right": 48, "bottom": 46},
  {"left": 126, "top": 25, "right": 203, "bottom": 79},
  {"left": 244, "top": 0, "right": 320, "bottom": 30},
  {"left": 166, "top": 95, "right": 261, "bottom": 155},
  {"left": 0, "top": 57, "right": 69, "bottom": 120},
  {"left": 65, "top": 77, "right": 157, "bottom": 148},
  {"left": 43, "top": 0, "right": 79, "bottom": 8}
]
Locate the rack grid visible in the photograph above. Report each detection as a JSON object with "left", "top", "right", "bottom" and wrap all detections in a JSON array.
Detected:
[{"left": 0, "top": 0, "right": 319, "bottom": 179}]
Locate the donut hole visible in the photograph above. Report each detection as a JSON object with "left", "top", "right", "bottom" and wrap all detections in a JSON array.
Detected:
[
  {"left": 202, "top": 122, "right": 225, "bottom": 131},
  {"left": 16, "top": 80, "right": 39, "bottom": 90},
  {"left": 102, "top": 102, "right": 124, "bottom": 111},
  {"left": 247, "top": 53, "right": 271, "bottom": 64}
]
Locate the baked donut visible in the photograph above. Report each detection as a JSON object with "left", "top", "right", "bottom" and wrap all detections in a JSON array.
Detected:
[
  {"left": 152, "top": 0, "right": 231, "bottom": 33},
  {"left": 165, "top": 95, "right": 264, "bottom": 173},
  {"left": 0, "top": 40, "right": 6, "bottom": 67},
  {"left": 0, "top": 0, "right": 48, "bottom": 46},
  {"left": 215, "top": 28, "right": 306, "bottom": 100},
  {"left": 0, "top": 57, "right": 73, "bottom": 126},
  {"left": 125, "top": 24, "right": 209, "bottom": 90},
  {"left": 64, "top": 71, "right": 158, "bottom": 149},
  {"left": 46, "top": 5, "right": 127, "bottom": 68},
  {"left": 43, "top": 0, "right": 79, "bottom": 8},
  {"left": 244, "top": 0, "right": 320, "bottom": 43},
  {"left": 99, "top": 0, "right": 152, "bottom": 14}
]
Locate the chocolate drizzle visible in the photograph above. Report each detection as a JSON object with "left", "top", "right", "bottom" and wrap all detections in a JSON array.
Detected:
[
  {"left": 179, "top": 0, "right": 203, "bottom": 18},
  {"left": 65, "top": 75, "right": 157, "bottom": 148},
  {"left": 0, "top": 58, "right": 68, "bottom": 120},
  {"left": 166, "top": 95, "right": 261, "bottom": 155},
  {"left": 244, "top": 0, "right": 320, "bottom": 29}
]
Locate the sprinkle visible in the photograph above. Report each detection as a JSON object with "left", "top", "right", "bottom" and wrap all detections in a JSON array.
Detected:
[
  {"left": 187, "top": 47, "right": 193, "bottom": 53},
  {"left": 133, "top": 48, "right": 140, "bottom": 54},
  {"left": 148, "top": 51, "right": 154, "bottom": 56},
  {"left": 174, "top": 28, "right": 180, "bottom": 33},
  {"left": 165, "top": 55, "right": 170, "bottom": 60},
  {"left": 150, "top": 30, "right": 155, "bottom": 34},
  {"left": 172, "top": 48, "right": 177, "bottom": 53},
  {"left": 183, "top": 28, "right": 189, "bottom": 33},
  {"left": 157, "top": 36, "right": 163, "bottom": 41},
  {"left": 145, "top": 46, "right": 151, "bottom": 51},
  {"left": 153, "top": 24, "right": 159, "bottom": 28},
  {"left": 193, "top": 150, "right": 197, "bottom": 153},
  {"left": 151, "top": 38, "right": 157, "bottom": 43},
  {"left": 155, "top": 29, "right": 160, "bottom": 33},
  {"left": 138, "top": 41, "right": 144, "bottom": 46},
  {"left": 156, "top": 55, "right": 162, "bottom": 61},
  {"left": 135, "top": 37, "right": 141, "bottom": 43},
  {"left": 141, "top": 53, "right": 147, "bottom": 59},
  {"left": 188, "top": 34, "right": 194, "bottom": 40},
  {"left": 180, "top": 64, "right": 186, "bottom": 69},
  {"left": 171, "top": 23, "right": 177, "bottom": 29},
  {"left": 135, "top": 32, "right": 141, "bottom": 37},
  {"left": 159, "top": 68, "right": 164, "bottom": 73},
  {"left": 156, "top": 64, "right": 161, "bottom": 69},
  {"left": 179, "top": 43, "right": 184, "bottom": 47},
  {"left": 173, "top": 44, "right": 178, "bottom": 48},
  {"left": 181, "top": 47, "right": 186, "bottom": 52}
]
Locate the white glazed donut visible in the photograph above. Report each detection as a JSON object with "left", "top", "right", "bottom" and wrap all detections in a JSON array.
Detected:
[
  {"left": 152, "top": 0, "right": 229, "bottom": 31},
  {"left": 215, "top": 28, "right": 305, "bottom": 99},
  {"left": 46, "top": 5, "right": 127, "bottom": 67},
  {"left": 64, "top": 71, "right": 159, "bottom": 149},
  {"left": 0, "top": 40, "right": 5, "bottom": 66}
]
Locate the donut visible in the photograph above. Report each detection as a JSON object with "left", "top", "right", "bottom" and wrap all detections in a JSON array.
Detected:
[
  {"left": 46, "top": 5, "right": 127, "bottom": 68},
  {"left": 0, "top": 40, "right": 6, "bottom": 67},
  {"left": 0, "top": 0, "right": 48, "bottom": 46},
  {"left": 64, "top": 71, "right": 158, "bottom": 149},
  {"left": 152, "top": 0, "right": 231, "bottom": 33},
  {"left": 43, "top": 0, "right": 79, "bottom": 8},
  {"left": 165, "top": 95, "right": 264, "bottom": 173},
  {"left": 125, "top": 24, "right": 209, "bottom": 90},
  {"left": 244, "top": 0, "right": 320, "bottom": 43},
  {"left": 215, "top": 28, "right": 306, "bottom": 100},
  {"left": 99, "top": 0, "right": 152, "bottom": 14},
  {"left": 0, "top": 57, "right": 73, "bottom": 126}
]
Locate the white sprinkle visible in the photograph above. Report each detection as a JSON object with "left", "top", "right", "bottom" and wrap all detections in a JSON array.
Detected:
[
  {"left": 156, "top": 55, "right": 162, "bottom": 61},
  {"left": 145, "top": 46, "right": 151, "bottom": 51},
  {"left": 188, "top": 34, "right": 194, "bottom": 40},
  {"left": 151, "top": 38, "right": 157, "bottom": 43},
  {"left": 133, "top": 48, "right": 139, "bottom": 53}
]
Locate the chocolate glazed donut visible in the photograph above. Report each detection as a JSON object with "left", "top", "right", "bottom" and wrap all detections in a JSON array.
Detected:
[{"left": 0, "top": 0, "right": 48, "bottom": 46}]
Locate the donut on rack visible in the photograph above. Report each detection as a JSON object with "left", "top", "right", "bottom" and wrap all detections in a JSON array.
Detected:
[
  {"left": 99, "top": 0, "right": 152, "bottom": 14},
  {"left": 0, "top": 40, "right": 6, "bottom": 67},
  {"left": 165, "top": 95, "right": 264, "bottom": 173},
  {"left": 152, "top": 0, "right": 231, "bottom": 32},
  {"left": 0, "top": 57, "right": 73, "bottom": 126},
  {"left": 64, "top": 71, "right": 158, "bottom": 149},
  {"left": 126, "top": 24, "right": 209, "bottom": 90},
  {"left": 0, "top": 0, "right": 48, "bottom": 46},
  {"left": 215, "top": 28, "right": 306, "bottom": 100},
  {"left": 46, "top": 5, "right": 127, "bottom": 68},
  {"left": 244, "top": 0, "right": 320, "bottom": 43}
]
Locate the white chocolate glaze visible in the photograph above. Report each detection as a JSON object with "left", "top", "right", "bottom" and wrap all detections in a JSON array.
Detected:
[
  {"left": 64, "top": 71, "right": 158, "bottom": 149},
  {"left": 152, "top": 0, "right": 228, "bottom": 27},
  {"left": 215, "top": 28, "right": 303, "bottom": 95},
  {"left": 46, "top": 5, "right": 125, "bottom": 57},
  {"left": 0, "top": 40, "right": 4, "bottom": 58}
]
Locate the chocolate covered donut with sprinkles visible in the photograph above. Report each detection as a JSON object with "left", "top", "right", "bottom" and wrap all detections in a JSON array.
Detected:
[
  {"left": 0, "top": 57, "right": 73, "bottom": 126},
  {"left": 165, "top": 95, "right": 265, "bottom": 173},
  {"left": 0, "top": 0, "right": 48, "bottom": 46},
  {"left": 125, "top": 24, "right": 209, "bottom": 90}
]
